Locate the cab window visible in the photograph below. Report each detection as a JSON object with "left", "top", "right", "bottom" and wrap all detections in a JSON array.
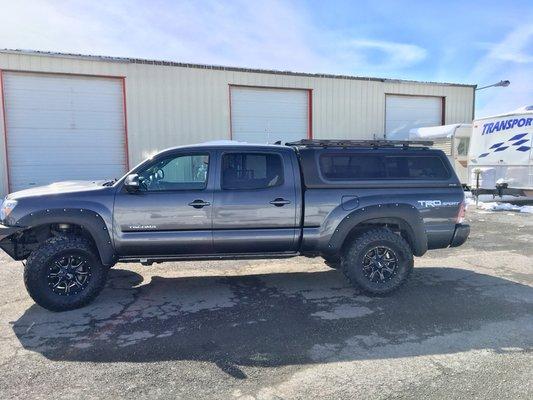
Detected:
[
  {"left": 138, "top": 154, "right": 209, "bottom": 191},
  {"left": 221, "top": 153, "right": 284, "bottom": 190}
]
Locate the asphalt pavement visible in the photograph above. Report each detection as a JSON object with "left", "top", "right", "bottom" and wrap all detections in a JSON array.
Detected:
[{"left": 0, "top": 208, "right": 531, "bottom": 399}]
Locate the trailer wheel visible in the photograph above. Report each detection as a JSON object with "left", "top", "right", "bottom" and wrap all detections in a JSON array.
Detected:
[{"left": 342, "top": 228, "right": 413, "bottom": 295}]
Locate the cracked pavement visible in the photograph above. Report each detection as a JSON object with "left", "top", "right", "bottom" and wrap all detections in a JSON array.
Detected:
[{"left": 0, "top": 208, "right": 532, "bottom": 399}]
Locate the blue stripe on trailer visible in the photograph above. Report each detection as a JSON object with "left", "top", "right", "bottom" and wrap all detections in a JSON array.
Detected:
[
  {"left": 509, "top": 133, "right": 528, "bottom": 141},
  {"left": 494, "top": 146, "right": 509, "bottom": 152},
  {"left": 516, "top": 146, "right": 531, "bottom": 152}
]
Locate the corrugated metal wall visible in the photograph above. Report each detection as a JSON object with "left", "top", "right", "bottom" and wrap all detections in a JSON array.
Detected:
[{"left": 0, "top": 51, "right": 475, "bottom": 196}]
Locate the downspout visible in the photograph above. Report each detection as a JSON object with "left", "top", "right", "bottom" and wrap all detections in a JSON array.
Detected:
[{"left": 471, "top": 85, "right": 477, "bottom": 121}]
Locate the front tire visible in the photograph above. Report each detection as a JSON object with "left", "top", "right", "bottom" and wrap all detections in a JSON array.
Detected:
[
  {"left": 342, "top": 228, "right": 413, "bottom": 295},
  {"left": 24, "top": 236, "right": 108, "bottom": 311}
]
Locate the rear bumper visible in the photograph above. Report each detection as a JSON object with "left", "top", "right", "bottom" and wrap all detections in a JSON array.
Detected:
[{"left": 449, "top": 223, "right": 470, "bottom": 247}]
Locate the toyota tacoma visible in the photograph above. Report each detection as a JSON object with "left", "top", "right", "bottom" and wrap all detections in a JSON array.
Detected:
[{"left": 0, "top": 139, "right": 469, "bottom": 311}]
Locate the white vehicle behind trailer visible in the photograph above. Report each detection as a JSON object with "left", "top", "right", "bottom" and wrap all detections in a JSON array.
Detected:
[
  {"left": 468, "top": 106, "right": 533, "bottom": 198},
  {"left": 408, "top": 124, "right": 472, "bottom": 185}
]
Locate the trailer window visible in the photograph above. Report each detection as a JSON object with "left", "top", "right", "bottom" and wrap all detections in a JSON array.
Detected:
[
  {"left": 319, "top": 154, "right": 450, "bottom": 180},
  {"left": 456, "top": 137, "right": 470, "bottom": 156}
]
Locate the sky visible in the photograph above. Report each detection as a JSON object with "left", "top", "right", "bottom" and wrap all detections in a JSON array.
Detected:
[{"left": 0, "top": 0, "right": 531, "bottom": 118}]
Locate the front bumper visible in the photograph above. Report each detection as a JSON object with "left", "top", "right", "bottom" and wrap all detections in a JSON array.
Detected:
[
  {"left": 0, "top": 224, "right": 23, "bottom": 241},
  {"left": 449, "top": 223, "right": 470, "bottom": 247},
  {"left": 0, "top": 224, "right": 27, "bottom": 260}
]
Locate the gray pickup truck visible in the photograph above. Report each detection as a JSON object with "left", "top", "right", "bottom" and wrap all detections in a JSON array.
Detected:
[{"left": 0, "top": 139, "right": 469, "bottom": 311}]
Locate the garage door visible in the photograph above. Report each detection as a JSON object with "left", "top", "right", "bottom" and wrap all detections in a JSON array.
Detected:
[
  {"left": 3, "top": 72, "right": 127, "bottom": 192},
  {"left": 230, "top": 86, "right": 310, "bottom": 143},
  {"left": 385, "top": 95, "right": 443, "bottom": 139}
]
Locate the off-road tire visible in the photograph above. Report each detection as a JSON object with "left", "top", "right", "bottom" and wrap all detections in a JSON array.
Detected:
[
  {"left": 24, "top": 235, "right": 108, "bottom": 312},
  {"left": 342, "top": 228, "right": 413, "bottom": 295}
]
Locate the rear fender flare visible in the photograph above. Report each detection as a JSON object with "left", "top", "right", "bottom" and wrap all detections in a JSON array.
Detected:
[
  {"left": 14, "top": 208, "right": 116, "bottom": 266},
  {"left": 326, "top": 203, "right": 427, "bottom": 256}
]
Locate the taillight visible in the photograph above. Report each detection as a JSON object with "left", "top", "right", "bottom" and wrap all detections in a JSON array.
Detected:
[{"left": 456, "top": 201, "right": 466, "bottom": 224}]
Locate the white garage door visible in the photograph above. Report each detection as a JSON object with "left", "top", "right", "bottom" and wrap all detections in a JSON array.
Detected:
[
  {"left": 385, "top": 95, "right": 443, "bottom": 139},
  {"left": 3, "top": 72, "right": 127, "bottom": 192},
  {"left": 230, "top": 86, "right": 309, "bottom": 143}
]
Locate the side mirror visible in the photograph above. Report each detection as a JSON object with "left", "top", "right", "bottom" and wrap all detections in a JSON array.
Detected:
[{"left": 124, "top": 174, "right": 140, "bottom": 192}]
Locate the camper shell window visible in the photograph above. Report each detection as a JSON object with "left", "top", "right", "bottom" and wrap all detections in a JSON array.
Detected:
[{"left": 319, "top": 153, "right": 451, "bottom": 181}]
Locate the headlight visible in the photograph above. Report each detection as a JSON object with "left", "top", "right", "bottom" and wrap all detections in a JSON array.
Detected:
[{"left": 0, "top": 199, "right": 17, "bottom": 221}]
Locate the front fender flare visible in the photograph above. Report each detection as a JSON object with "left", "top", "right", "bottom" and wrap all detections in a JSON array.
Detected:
[
  {"left": 326, "top": 203, "right": 427, "bottom": 257},
  {"left": 14, "top": 208, "right": 117, "bottom": 266}
]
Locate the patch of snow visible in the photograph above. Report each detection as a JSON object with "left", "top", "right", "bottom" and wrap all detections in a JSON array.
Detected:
[
  {"left": 465, "top": 197, "right": 476, "bottom": 207},
  {"left": 464, "top": 191, "right": 477, "bottom": 208},
  {"left": 476, "top": 202, "right": 533, "bottom": 214}
]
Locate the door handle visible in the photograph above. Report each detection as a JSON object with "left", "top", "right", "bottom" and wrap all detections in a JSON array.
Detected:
[
  {"left": 188, "top": 199, "right": 211, "bottom": 208},
  {"left": 269, "top": 198, "right": 291, "bottom": 207}
]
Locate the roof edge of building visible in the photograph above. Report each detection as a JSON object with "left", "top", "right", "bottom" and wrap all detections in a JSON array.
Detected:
[{"left": 0, "top": 49, "right": 477, "bottom": 89}]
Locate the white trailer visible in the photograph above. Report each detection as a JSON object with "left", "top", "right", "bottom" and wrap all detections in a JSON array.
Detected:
[
  {"left": 408, "top": 124, "right": 472, "bottom": 185},
  {"left": 468, "top": 106, "right": 533, "bottom": 197}
]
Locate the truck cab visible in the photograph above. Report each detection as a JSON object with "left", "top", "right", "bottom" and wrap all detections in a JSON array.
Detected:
[{"left": 114, "top": 143, "right": 302, "bottom": 257}]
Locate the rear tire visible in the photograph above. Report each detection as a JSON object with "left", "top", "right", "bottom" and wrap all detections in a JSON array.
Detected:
[
  {"left": 24, "top": 235, "right": 108, "bottom": 312},
  {"left": 342, "top": 228, "right": 413, "bottom": 295}
]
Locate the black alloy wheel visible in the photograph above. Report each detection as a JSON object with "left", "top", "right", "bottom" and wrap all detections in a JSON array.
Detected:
[
  {"left": 47, "top": 254, "right": 92, "bottom": 296},
  {"left": 361, "top": 246, "right": 398, "bottom": 283}
]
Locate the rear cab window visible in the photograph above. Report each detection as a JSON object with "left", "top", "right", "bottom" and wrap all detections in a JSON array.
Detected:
[
  {"left": 319, "top": 152, "right": 451, "bottom": 181},
  {"left": 221, "top": 152, "right": 284, "bottom": 190}
]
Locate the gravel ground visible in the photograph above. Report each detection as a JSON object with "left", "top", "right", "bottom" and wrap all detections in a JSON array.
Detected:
[{"left": 0, "top": 208, "right": 531, "bottom": 399}]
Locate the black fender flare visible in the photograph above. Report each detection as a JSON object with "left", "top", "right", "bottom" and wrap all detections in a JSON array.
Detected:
[
  {"left": 15, "top": 208, "right": 117, "bottom": 266},
  {"left": 326, "top": 203, "right": 427, "bottom": 256}
]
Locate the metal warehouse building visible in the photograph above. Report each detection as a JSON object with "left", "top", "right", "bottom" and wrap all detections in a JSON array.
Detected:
[{"left": 0, "top": 50, "right": 475, "bottom": 196}]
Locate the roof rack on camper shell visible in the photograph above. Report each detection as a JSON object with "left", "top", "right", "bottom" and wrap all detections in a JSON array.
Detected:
[{"left": 285, "top": 139, "right": 434, "bottom": 148}]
